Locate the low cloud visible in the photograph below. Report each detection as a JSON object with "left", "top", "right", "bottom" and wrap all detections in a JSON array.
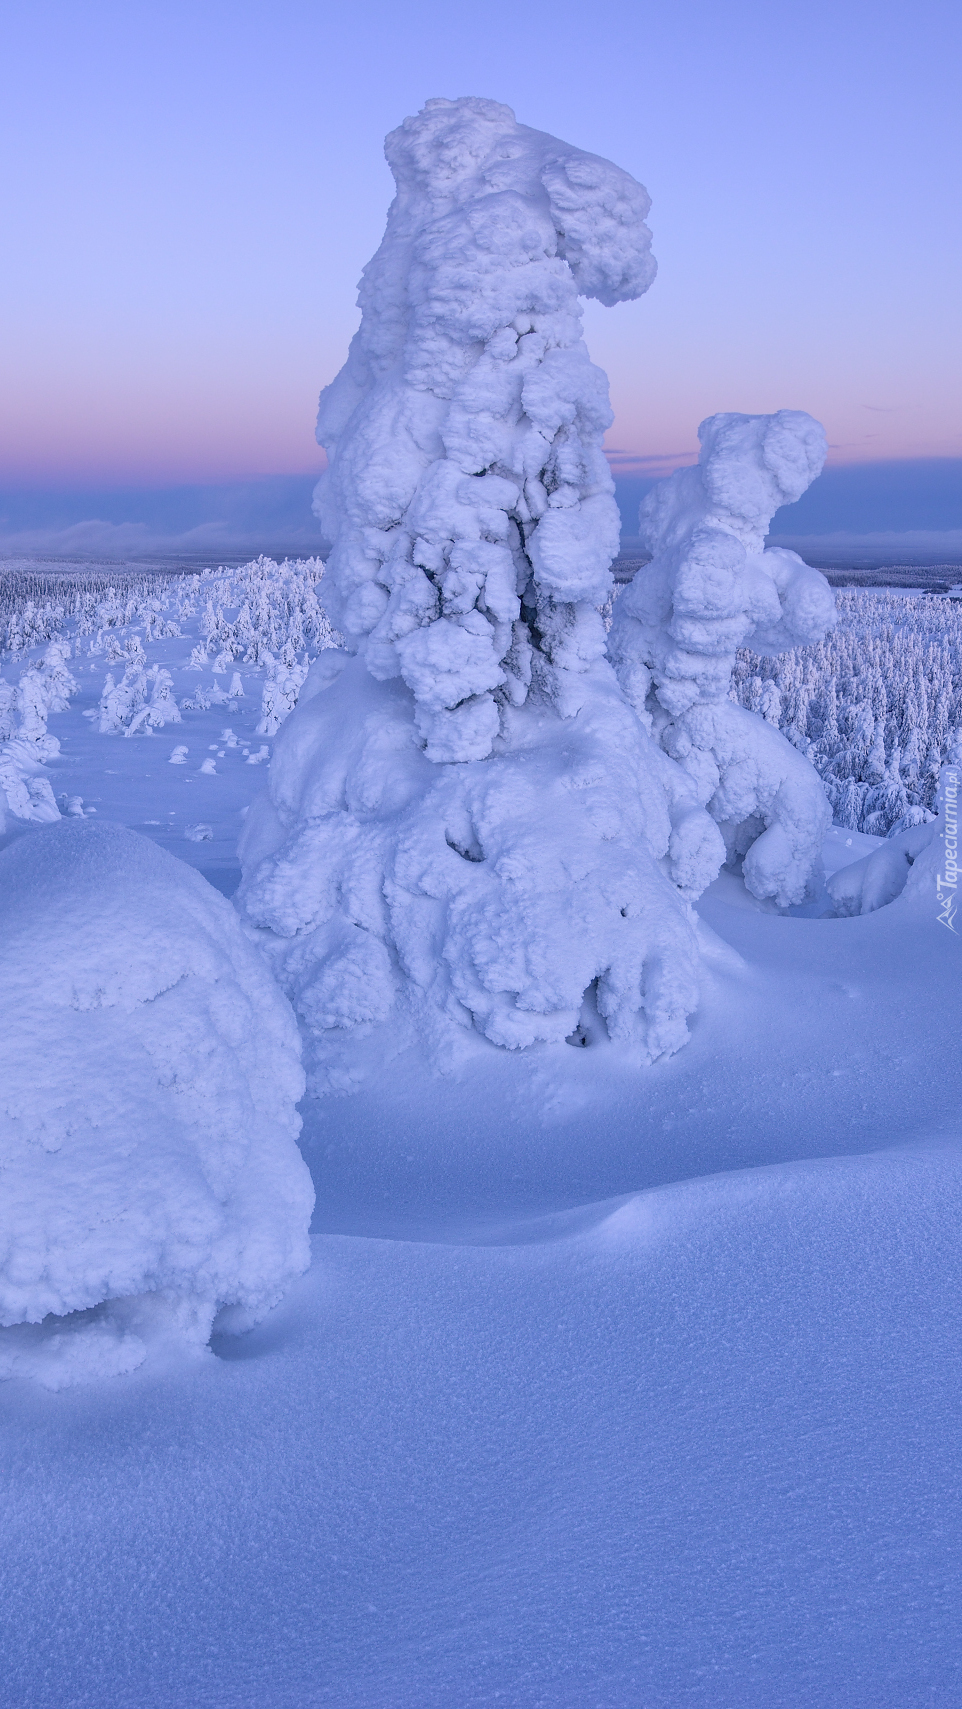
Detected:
[
  {"left": 0, "top": 516, "right": 324, "bottom": 562},
  {"left": 768, "top": 529, "right": 962, "bottom": 566}
]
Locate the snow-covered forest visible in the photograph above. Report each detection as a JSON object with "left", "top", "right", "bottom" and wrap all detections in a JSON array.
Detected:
[
  {"left": 733, "top": 588, "right": 962, "bottom": 835},
  {"left": 5, "top": 560, "right": 960, "bottom": 851}
]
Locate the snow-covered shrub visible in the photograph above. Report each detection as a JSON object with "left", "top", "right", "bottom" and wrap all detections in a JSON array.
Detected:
[
  {"left": 608, "top": 411, "right": 836, "bottom": 906},
  {"left": 733, "top": 590, "right": 962, "bottom": 836},
  {"left": 0, "top": 744, "right": 61, "bottom": 834},
  {"left": 96, "top": 658, "right": 147, "bottom": 733},
  {"left": 240, "top": 101, "right": 829, "bottom": 1081},
  {"left": 0, "top": 681, "right": 15, "bottom": 743},
  {"left": 15, "top": 639, "right": 79, "bottom": 750},
  {"left": 0, "top": 819, "right": 313, "bottom": 1387},
  {"left": 184, "top": 557, "right": 335, "bottom": 667}
]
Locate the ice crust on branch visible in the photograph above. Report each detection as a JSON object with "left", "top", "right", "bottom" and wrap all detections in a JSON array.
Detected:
[
  {"left": 0, "top": 820, "right": 313, "bottom": 1386},
  {"left": 609, "top": 412, "right": 836, "bottom": 906},
  {"left": 237, "top": 102, "right": 835, "bottom": 1082},
  {"left": 313, "top": 95, "right": 655, "bottom": 761}
]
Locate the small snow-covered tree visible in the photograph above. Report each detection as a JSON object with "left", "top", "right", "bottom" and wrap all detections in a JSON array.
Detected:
[
  {"left": 236, "top": 98, "right": 834, "bottom": 1082},
  {"left": 608, "top": 411, "right": 836, "bottom": 905},
  {"left": 98, "top": 658, "right": 147, "bottom": 734}
]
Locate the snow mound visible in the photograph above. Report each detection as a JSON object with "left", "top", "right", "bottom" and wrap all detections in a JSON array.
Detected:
[
  {"left": 609, "top": 411, "right": 836, "bottom": 906},
  {"left": 0, "top": 818, "right": 313, "bottom": 1387}
]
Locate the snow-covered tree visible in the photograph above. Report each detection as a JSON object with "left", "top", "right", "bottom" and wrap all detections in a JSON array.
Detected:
[
  {"left": 233, "top": 98, "right": 834, "bottom": 1081},
  {"left": 608, "top": 411, "right": 836, "bottom": 905},
  {"left": 732, "top": 588, "right": 962, "bottom": 835}
]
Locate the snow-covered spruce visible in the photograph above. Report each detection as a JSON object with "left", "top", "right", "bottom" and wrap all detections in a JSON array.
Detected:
[
  {"left": 609, "top": 411, "right": 836, "bottom": 906},
  {"left": 0, "top": 819, "right": 313, "bottom": 1387},
  {"left": 236, "top": 101, "right": 831, "bottom": 1079},
  {"left": 0, "top": 640, "right": 79, "bottom": 832},
  {"left": 312, "top": 95, "right": 656, "bottom": 757}
]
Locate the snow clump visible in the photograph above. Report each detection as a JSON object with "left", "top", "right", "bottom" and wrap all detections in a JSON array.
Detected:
[{"left": 0, "top": 819, "right": 313, "bottom": 1388}]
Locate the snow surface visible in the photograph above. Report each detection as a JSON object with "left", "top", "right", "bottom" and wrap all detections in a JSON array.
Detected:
[{"left": 0, "top": 557, "right": 333, "bottom": 893}]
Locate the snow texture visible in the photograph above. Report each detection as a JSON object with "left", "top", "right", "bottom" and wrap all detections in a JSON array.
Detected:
[
  {"left": 237, "top": 650, "right": 709, "bottom": 1083},
  {"left": 609, "top": 410, "right": 836, "bottom": 905},
  {"left": 0, "top": 818, "right": 313, "bottom": 1387},
  {"left": 233, "top": 100, "right": 707, "bottom": 1072}
]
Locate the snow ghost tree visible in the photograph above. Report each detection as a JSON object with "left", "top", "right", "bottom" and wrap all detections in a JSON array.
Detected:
[
  {"left": 236, "top": 97, "right": 835, "bottom": 1087},
  {"left": 312, "top": 94, "right": 657, "bottom": 756},
  {"left": 608, "top": 410, "right": 836, "bottom": 906}
]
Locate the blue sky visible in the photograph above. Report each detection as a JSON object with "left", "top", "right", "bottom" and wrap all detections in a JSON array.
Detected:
[{"left": 1, "top": 0, "right": 960, "bottom": 535}]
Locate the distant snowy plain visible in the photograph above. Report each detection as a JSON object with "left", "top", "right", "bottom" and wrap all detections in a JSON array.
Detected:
[{"left": 1, "top": 562, "right": 960, "bottom": 1707}]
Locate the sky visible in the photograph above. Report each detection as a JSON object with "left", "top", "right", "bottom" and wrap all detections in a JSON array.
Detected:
[{"left": 1, "top": 0, "right": 961, "bottom": 533}]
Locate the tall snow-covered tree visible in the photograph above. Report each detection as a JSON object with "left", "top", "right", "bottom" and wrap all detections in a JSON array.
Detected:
[{"left": 236, "top": 99, "right": 834, "bottom": 1085}]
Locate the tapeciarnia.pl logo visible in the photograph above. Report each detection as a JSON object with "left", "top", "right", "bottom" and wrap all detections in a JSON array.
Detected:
[{"left": 937, "top": 763, "right": 959, "bottom": 933}]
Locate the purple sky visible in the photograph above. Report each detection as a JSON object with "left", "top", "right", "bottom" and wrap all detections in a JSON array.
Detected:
[{"left": 2, "top": 0, "right": 960, "bottom": 489}]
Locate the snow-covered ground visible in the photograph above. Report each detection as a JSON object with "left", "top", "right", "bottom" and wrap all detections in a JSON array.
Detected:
[{"left": 1, "top": 558, "right": 960, "bottom": 1705}]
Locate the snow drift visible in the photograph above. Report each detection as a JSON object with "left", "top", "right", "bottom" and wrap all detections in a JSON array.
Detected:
[
  {"left": 826, "top": 817, "right": 942, "bottom": 916},
  {"left": 237, "top": 99, "right": 835, "bottom": 1081},
  {"left": 311, "top": 93, "right": 656, "bottom": 756},
  {"left": 0, "top": 818, "right": 313, "bottom": 1387}
]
